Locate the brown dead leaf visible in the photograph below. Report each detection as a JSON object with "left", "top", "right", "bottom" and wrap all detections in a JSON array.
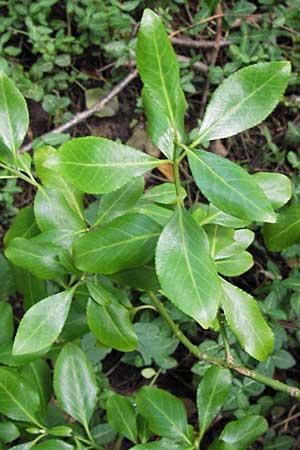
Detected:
[
  {"left": 211, "top": 139, "right": 229, "bottom": 157},
  {"left": 158, "top": 163, "right": 174, "bottom": 181}
]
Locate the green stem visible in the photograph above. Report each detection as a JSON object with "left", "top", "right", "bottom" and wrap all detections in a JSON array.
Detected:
[
  {"left": 113, "top": 435, "right": 123, "bottom": 450},
  {"left": 173, "top": 146, "right": 183, "bottom": 204},
  {"left": 217, "top": 310, "right": 233, "bottom": 363},
  {"left": 147, "top": 291, "right": 300, "bottom": 399}
]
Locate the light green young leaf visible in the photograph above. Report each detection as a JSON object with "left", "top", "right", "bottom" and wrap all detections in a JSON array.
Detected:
[
  {"left": 218, "top": 415, "right": 268, "bottom": 450},
  {"left": 137, "top": 9, "right": 186, "bottom": 159},
  {"left": 106, "top": 394, "right": 137, "bottom": 443},
  {"left": 216, "top": 251, "right": 254, "bottom": 277},
  {"left": 263, "top": 205, "right": 300, "bottom": 251},
  {"left": 4, "top": 206, "right": 39, "bottom": 246},
  {"left": 52, "top": 137, "right": 163, "bottom": 194},
  {"left": 0, "top": 71, "right": 29, "bottom": 153},
  {"left": 194, "top": 62, "right": 290, "bottom": 145},
  {"left": 13, "top": 289, "right": 73, "bottom": 355},
  {"left": 93, "top": 177, "right": 144, "bottom": 227},
  {"left": 87, "top": 299, "right": 138, "bottom": 352},
  {"left": 21, "top": 360, "right": 52, "bottom": 418},
  {"left": 252, "top": 172, "right": 292, "bottom": 210},
  {"left": 156, "top": 206, "right": 222, "bottom": 328},
  {"left": 54, "top": 343, "right": 98, "bottom": 427},
  {"left": 221, "top": 279, "right": 274, "bottom": 361},
  {"left": 5, "top": 237, "right": 66, "bottom": 280},
  {"left": 74, "top": 213, "right": 161, "bottom": 274},
  {"left": 134, "top": 202, "right": 173, "bottom": 227},
  {"left": 0, "top": 302, "right": 13, "bottom": 344},
  {"left": 143, "top": 183, "right": 186, "bottom": 205},
  {"left": 0, "top": 367, "right": 41, "bottom": 423},
  {"left": 136, "top": 386, "right": 191, "bottom": 444},
  {"left": 188, "top": 149, "right": 276, "bottom": 223},
  {"left": 197, "top": 366, "right": 231, "bottom": 441}
]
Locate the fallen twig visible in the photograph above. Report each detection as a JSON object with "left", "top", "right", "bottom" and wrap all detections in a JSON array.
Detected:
[
  {"left": 171, "top": 36, "right": 230, "bottom": 49},
  {"left": 20, "top": 70, "right": 138, "bottom": 153}
]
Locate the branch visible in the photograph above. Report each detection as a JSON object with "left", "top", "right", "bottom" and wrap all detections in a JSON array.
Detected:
[
  {"left": 171, "top": 36, "right": 230, "bottom": 49},
  {"left": 147, "top": 291, "right": 300, "bottom": 399},
  {"left": 20, "top": 70, "right": 138, "bottom": 153}
]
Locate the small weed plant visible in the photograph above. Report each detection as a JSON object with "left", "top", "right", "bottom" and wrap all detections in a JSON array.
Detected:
[{"left": 0, "top": 9, "right": 298, "bottom": 450}]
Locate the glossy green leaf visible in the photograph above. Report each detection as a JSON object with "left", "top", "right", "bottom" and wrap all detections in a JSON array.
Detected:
[
  {"left": 205, "top": 225, "right": 254, "bottom": 260},
  {"left": 156, "top": 206, "right": 222, "bottom": 328},
  {"left": 252, "top": 172, "right": 292, "bottom": 210},
  {"left": 197, "top": 366, "right": 232, "bottom": 441},
  {"left": 53, "top": 137, "right": 162, "bottom": 194},
  {"left": 21, "top": 360, "right": 52, "bottom": 418},
  {"left": 0, "top": 302, "right": 13, "bottom": 344},
  {"left": 143, "top": 183, "right": 186, "bottom": 204},
  {"left": 33, "top": 440, "right": 74, "bottom": 450},
  {"left": 132, "top": 442, "right": 193, "bottom": 450},
  {"left": 195, "top": 203, "right": 250, "bottom": 229},
  {"left": 54, "top": 343, "right": 98, "bottom": 426},
  {"left": 34, "top": 187, "right": 85, "bottom": 234},
  {"left": 0, "top": 71, "right": 29, "bottom": 153},
  {"left": 13, "top": 289, "right": 73, "bottom": 355},
  {"left": 218, "top": 415, "right": 268, "bottom": 450},
  {"left": 188, "top": 149, "right": 276, "bottom": 223},
  {"left": 216, "top": 251, "right": 254, "bottom": 276},
  {"left": 136, "top": 386, "right": 190, "bottom": 444},
  {"left": 106, "top": 394, "right": 137, "bottom": 443},
  {"left": 194, "top": 62, "right": 290, "bottom": 144},
  {"left": 91, "top": 423, "right": 116, "bottom": 445},
  {"left": 137, "top": 9, "right": 186, "bottom": 159},
  {"left": 87, "top": 298, "right": 138, "bottom": 351},
  {"left": 94, "top": 177, "right": 144, "bottom": 227},
  {"left": 110, "top": 264, "right": 160, "bottom": 291},
  {"left": 134, "top": 202, "right": 173, "bottom": 226},
  {"left": 4, "top": 206, "right": 39, "bottom": 246},
  {"left": 74, "top": 213, "right": 161, "bottom": 274},
  {"left": 0, "top": 341, "right": 48, "bottom": 367},
  {"left": 221, "top": 279, "right": 274, "bottom": 361},
  {"left": 0, "top": 421, "right": 20, "bottom": 443},
  {"left": 5, "top": 237, "right": 66, "bottom": 280},
  {"left": 0, "top": 367, "right": 40, "bottom": 423},
  {"left": 263, "top": 205, "right": 300, "bottom": 251}
]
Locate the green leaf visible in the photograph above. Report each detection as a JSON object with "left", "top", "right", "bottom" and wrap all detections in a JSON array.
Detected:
[
  {"left": 4, "top": 206, "right": 39, "bottom": 246},
  {"left": 0, "top": 302, "right": 13, "bottom": 344},
  {"left": 156, "top": 206, "right": 222, "bottom": 328},
  {"left": 14, "top": 268, "right": 47, "bottom": 310},
  {"left": 218, "top": 415, "right": 268, "bottom": 450},
  {"left": 195, "top": 203, "right": 250, "bottom": 228},
  {"left": 33, "top": 440, "right": 74, "bottom": 450},
  {"left": 132, "top": 442, "right": 193, "bottom": 450},
  {"left": 252, "top": 172, "right": 292, "bottom": 210},
  {"left": 91, "top": 423, "right": 116, "bottom": 445},
  {"left": 34, "top": 187, "right": 85, "bottom": 234},
  {"left": 0, "top": 71, "right": 29, "bottom": 153},
  {"left": 54, "top": 343, "right": 98, "bottom": 427},
  {"left": 205, "top": 225, "right": 254, "bottom": 260},
  {"left": 93, "top": 177, "right": 144, "bottom": 227},
  {"left": 13, "top": 289, "right": 73, "bottom": 355},
  {"left": 134, "top": 202, "right": 173, "bottom": 226},
  {"left": 263, "top": 205, "right": 300, "bottom": 251},
  {"left": 194, "top": 62, "right": 290, "bottom": 144},
  {"left": 221, "top": 279, "right": 274, "bottom": 361},
  {"left": 5, "top": 237, "right": 66, "bottom": 280},
  {"left": 0, "top": 367, "right": 40, "bottom": 423},
  {"left": 188, "top": 149, "right": 276, "bottom": 223},
  {"left": 0, "top": 421, "right": 20, "bottom": 443},
  {"left": 74, "top": 213, "right": 161, "bottom": 274},
  {"left": 136, "top": 387, "right": 190, "bottom": 444},
  {"left": 216, "top": 251, "right": 254, "bottom": 276},
  {"left": 110, "top": 265, "right": 160, "bottom": 291},
  {"left": 87, "top": 299, "right": 138, "bottom": 352},
  {"left": 106, "top": 394, "right": 137, "bottom": 443},
  {"left": 143, "top": 183, "right": 186, "bottom": 205},
  {"left": 137, "top": 9, "right": 186, "bottom": 159},
  {"left": 53, "top": 137, "right": 162, "bottom": 194},
  {"left": 197, "top": 366, "right": 232, "bottom": 441},
  {"left": 21, "top": 360, "right": 52, "bottom": 418}
]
